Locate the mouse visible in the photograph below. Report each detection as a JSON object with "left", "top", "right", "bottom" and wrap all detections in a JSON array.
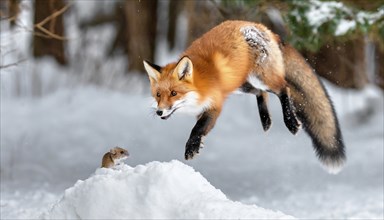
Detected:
[{"left": 101, "top": 147, "right": 129, "bottom": 168}]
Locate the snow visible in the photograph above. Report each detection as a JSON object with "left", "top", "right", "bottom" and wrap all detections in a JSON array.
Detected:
[
  {"left": 334, "top": 20, "right": 356, "bottom": 36},
  {"left": 298, "top": 0, "right": 384, "bottom": 36},
  {"left": 240, "top": 26, "right": 269, "bottom": 63},
  {"left": 357, "top": 6, "right": 384, "bottom": 26},
  {"left": 305, "top": 0, "right": 346, "bottom": 29},
  {"left": 41, "top": 161, "right": 293, "bottom": 219},
  {"left": 1, "top": 81, "right": 383, "bottom": 219}
]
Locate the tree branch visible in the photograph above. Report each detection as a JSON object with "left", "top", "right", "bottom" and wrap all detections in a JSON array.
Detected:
[
  {"left": 0, "top": 59, "right": 27, "bottom": 69},
  {"left": 35, "top": 25, "right": 68, "bottom": 40},
  {"left": 34, "top": 2, "right": 72, "bottom": 27},
  {"left": 33, "top": 2, "right": 73, "bottom": 41}
]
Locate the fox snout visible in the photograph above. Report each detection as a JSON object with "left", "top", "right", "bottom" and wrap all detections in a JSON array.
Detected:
[
  {"left": 155, "top": 106, "right": 176, "bottom": 120},
  {"left": 156, "top": 110, "right": 163, "bottom": 116}
]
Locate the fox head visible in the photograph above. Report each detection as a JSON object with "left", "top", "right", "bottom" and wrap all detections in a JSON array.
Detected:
[{"left": 143, "top": 57, "right": 206, "bottom": 120}]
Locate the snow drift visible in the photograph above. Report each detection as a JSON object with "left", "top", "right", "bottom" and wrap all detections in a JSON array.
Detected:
[{"left": 42, "top": 160, "right": 293, "bottom": 219}]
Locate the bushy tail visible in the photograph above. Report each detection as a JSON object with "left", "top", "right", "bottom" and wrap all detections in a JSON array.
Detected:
[{"left": 283, "top": 45, "right": 346, "bottom": 174}]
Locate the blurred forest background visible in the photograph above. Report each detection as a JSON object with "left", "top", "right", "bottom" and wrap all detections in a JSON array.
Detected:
[
  {"left": 0, "top": 0, "right": 383, "bottom": 94},
  {"left": 1, "top": 1, "right": 384, "bottom": 219}
]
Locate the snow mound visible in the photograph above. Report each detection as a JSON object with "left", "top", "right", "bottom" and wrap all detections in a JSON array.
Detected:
[{"left": 42, "top": 160, "right": 294, "bottom": 219}]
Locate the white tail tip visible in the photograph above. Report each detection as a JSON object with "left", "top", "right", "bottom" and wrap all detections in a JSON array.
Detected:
[{"left": 320, "top": 157, "right": 346, "bottom": 174}]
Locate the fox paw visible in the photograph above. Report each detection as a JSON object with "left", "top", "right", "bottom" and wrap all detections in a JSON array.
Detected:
[
  {"left": 185, "top": 137, "right": 204, "bottom": 160},
  {"left": 261, "top": 114, "right": 272, "bottom": 132},
  {"left": 285, "top": 113, "right": 301, "bottom": 135}
]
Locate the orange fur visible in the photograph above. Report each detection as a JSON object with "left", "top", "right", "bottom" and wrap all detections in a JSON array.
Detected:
[{"left": 180, "top": 20, "right": 286, "bottom": 107}]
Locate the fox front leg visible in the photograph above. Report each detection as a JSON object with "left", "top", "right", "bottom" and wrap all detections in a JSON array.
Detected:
[{"left": 185, "top": 109, "right": 220, "bottom": 160}]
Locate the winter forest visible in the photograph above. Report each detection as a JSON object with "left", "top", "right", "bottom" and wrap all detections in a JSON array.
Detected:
[{"left": 1, "top": 0, "right": 383, "bottom": 219}]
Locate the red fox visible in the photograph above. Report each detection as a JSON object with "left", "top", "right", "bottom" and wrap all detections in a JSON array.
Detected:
[{"left": 143, "top": 20, "right": 345, "bottom": 173}]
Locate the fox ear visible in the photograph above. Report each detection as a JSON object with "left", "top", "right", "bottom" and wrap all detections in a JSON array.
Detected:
[
  {"left": 143, "top": 60, "right": 161, "bottom": 82},
  {"left": 175, "top": 56, "right": 193, "bottom": 80}
]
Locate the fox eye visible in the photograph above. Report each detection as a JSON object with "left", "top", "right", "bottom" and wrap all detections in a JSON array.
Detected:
[
  {"left": 156, "top": 92, "right": 161, "bottom": 97},
  {"left": 171, "top": 90, "right": 177, "bottom": 96}
]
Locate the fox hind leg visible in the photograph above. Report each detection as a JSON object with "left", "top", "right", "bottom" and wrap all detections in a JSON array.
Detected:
[
  {"left": 279, "top": 87, "right": 301, "bottom": 135},
  {"left": 239, "top": 82, "right": 272, "bottom": 131},
  {"left": 257, "top": 92, "right": 272, "bottom": 131}
]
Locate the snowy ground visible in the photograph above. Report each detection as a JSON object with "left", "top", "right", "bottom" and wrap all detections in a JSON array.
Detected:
[
  {"left": 1, "top": 77, "right": 383, "bottom": 219},
  {"left": 41, "top": 161, "right": 293, "bottom": 219}
]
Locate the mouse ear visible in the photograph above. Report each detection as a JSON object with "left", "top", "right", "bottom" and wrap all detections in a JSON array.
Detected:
[{"left": 109, "top": 148, "right": 117, "bottom": 155}]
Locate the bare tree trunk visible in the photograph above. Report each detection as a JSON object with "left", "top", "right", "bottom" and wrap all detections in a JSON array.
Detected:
[
  {"left": 109, "top": 3, "right": 128, "bottom": 56},
  {"left": 302, "top": 38, "right": 368, "bottom": 89},
  {"left": 167, "top": 0, "right": 182, "bottom": 50},
  {"left": 375, "top": 46, "right": 384, "bottom": 90},
  {"left": 125, "top": 0, "right": 157, "bottom": 72},
  {"left": 185, "top": 1, "right": 221, "bottom": 46},
  {"left": 33, "top": 0, "right": 67, "bottom": 66},
  {"left": 0, "top": 0, "right": 20, "bottom": 27}
]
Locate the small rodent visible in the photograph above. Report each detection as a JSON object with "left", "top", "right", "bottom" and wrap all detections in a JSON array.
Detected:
[{"left": 101, "top": 147, "right": 129, "bottom": 168}]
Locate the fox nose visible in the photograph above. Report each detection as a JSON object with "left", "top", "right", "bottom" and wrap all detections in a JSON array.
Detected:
[{"left": 156, "top": 110, "right": 163, "bottom": 116}]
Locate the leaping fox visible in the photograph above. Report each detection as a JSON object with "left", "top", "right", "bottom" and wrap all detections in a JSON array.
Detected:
[{"left": 143, "top": 20, "right": 345, "bottom": 173}]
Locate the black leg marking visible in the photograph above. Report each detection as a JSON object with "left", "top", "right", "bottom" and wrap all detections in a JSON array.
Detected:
[
  {"left": 279, "top": 90, "right": 300, "bottom": 135},
  {"left": 240, "top": 82, "right": 258, "bottom": 94},
  {"left": 240, "top": 82, "right": 272, "bottom": 131},
  {"left": 185, "top": 112, "right": 212, "bottom": 160},
  {"left": 257, "top": 94, "right": 272, "bottom": 131}
]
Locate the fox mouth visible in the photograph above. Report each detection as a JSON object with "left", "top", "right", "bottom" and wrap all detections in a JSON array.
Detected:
[
  {"left": 161, "top": 114, "right": 172, "bottom": 120},
  {"left": 158, "top": 100, "right": 186, "bottom": 120},
  {"left": 160, "top": 108, "right": 177, "bottom": 120}
]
